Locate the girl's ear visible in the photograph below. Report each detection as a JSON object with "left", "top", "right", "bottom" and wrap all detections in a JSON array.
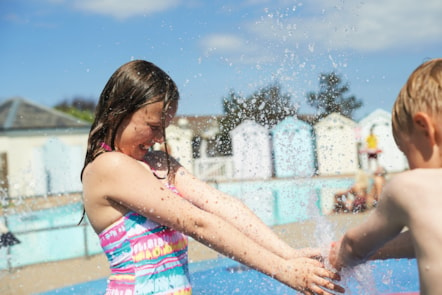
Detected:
[{"left": 413, "top": 112, "right": 436, "bottom": 145}]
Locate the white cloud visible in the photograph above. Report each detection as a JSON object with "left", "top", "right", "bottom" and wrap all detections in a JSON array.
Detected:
[
  {"left": 200, "top": 33, "right": 276, "bottom": 65},
  {"left": 72, "top": 0, "right": 181, "bottom": 19},
  {"left": 2, "top": 13, "right": 30, "bottom": 25},
  {"left": 202, "top": 34, "right": 244, "bottom": 53},
  {"left": 200, "top": 0, "right": 442, "bottom": 66},
  {"left": 319, "top": 0, "right": 442, "bottom": 51}
]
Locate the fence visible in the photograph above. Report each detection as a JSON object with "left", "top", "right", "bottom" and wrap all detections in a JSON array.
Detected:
[
  {"left": 0, "top": 176, "right": 354, "bottom": 271},
  {"left": 0, "top": 202, "right": 101, "bottom": 271},
  {"left": 193, "top": 157, "right": 234, "bottom": 181}
]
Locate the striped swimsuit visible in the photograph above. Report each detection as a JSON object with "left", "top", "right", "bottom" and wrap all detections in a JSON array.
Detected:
[{"left": 99, "top": 184, "right": 192, "bottom": 295}]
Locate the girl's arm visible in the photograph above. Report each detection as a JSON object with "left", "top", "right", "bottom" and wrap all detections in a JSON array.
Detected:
[
  {"left": 172, "top": 164, "right": 320, "bottom": 259},
  {"left": 84, "top": 152, "right": 342, "bottom": 294}
]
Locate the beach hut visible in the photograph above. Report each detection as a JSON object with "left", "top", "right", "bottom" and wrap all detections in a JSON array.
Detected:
[
  {"left": 230, "top": 120, "right": 272, "bottom": 179},
  {"left": 314, "top": 113, "right": 359, "bottom": 176},
  {"left": 271, "top": 117, "right": 315, "bottom": 178},
  {"left": 358, "top": 109, "right": 408, "bottom": 173},
  {"left": 164, "top": 118, "right": 194, "bottom": 173},
  {"left": 0, "top": 97, "right": 89, "bottom": 198}
]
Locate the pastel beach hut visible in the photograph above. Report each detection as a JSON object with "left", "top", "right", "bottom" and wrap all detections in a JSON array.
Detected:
[
  {"left": 228, "top": 120, "right": 275, "bottom": 224},
  {"left": 230, "top": 120, "right": 272, "bottom": 180},
  {"left": 271, "top": 116, "right": 315, "bottom": 178},
  {"left": 358, "top": 109, "right": 408, "bottom": 173},
  {"left": 314, "top": 113, "right": 359, "bottom": 176}
]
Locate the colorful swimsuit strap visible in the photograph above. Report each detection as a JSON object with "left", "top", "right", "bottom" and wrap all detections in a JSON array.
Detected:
[{"left": 101, "top": 142, "right": 112, "bottom": 151}]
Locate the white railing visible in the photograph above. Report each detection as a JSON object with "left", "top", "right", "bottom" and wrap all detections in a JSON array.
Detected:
[{"left": 193, "top": 156, "right": 234, "bottom": 181}]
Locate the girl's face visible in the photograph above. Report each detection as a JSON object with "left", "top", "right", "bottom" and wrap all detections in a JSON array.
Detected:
[{"left": 115, "top": 100, "right": 177, "bottom": 161}]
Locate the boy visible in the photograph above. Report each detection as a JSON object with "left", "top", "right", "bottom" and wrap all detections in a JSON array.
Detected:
[{"left": 329, "top": 58, "right": 442, "bottom": 295}]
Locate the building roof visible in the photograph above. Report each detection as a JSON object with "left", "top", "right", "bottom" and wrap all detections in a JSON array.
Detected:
[
  {"left": 0, "top": 97, "right": 90, "bottom": 131},
  {"left": 170, "top": 113, "right": 316, "bottom": 138}
]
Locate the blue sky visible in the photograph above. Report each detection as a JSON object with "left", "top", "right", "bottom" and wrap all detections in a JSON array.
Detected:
[{"left": 1, "top": 0, "right": 441, "bottom": 120}]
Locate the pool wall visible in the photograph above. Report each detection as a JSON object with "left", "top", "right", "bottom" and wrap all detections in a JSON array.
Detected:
[{"left": 1, "top": 176, "right": 353, "bottom": 271}]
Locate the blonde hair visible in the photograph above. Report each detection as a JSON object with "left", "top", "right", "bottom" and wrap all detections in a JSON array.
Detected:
[{"left": 392, "top": 58, "right": 442, "bottom": 145}]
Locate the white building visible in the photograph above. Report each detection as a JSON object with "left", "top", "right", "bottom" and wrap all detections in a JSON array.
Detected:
[
  {"left": 358, "top": 109, "right": 408, "bottom": 173},
  {"left": 162, "top": 118, "right": 194, "bottom": 173},
  {"left": 0, "top": 97, "right": 90, "bottom": 198}
]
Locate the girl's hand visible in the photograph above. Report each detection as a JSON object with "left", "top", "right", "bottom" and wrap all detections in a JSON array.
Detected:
[
  {"left": 293, "top": 247, "right": 323, "bottom": 260},
  {"left": 280, "top": 257, "right": 344, "bottom": 295}
]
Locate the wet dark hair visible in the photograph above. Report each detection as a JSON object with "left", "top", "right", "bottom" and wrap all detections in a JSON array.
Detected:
[{"left": 78, "top": 60, "right": 179, "bottom": 224}]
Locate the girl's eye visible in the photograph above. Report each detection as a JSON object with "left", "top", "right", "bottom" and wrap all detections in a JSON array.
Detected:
[{"left": 149, "top": 125, "right": 161, "bottom": 131}]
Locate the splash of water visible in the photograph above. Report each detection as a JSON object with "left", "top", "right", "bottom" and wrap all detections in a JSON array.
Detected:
[{"left": 306, "top": 188, "right": 380, "bottom": 294}]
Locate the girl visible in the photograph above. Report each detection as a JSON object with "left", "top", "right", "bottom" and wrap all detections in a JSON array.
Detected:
[{"left": 81, "top": 60, "right": 343, "bottom": 295}]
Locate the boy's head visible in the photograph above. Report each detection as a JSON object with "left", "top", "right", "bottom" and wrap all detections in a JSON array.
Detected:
[{"left": 392, "top": 58, "right": 442, "bottom": 163}]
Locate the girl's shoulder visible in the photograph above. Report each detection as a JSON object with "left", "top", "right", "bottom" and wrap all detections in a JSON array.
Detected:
[{"left": 84, "top": 152, "right": 138, "bottom": 178}]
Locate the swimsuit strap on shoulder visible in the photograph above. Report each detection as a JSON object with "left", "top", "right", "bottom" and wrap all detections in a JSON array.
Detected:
[
  {"left": 101, "top": 142, "right": 112, "bottom": 151},
  {"left": 141, "top": 159, "right": 166, "bottom": 180}
]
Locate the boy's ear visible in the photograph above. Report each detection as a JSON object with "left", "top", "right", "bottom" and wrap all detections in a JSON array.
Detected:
[{"left": 413, "top": 112, "right": 436, "bottom": 145}]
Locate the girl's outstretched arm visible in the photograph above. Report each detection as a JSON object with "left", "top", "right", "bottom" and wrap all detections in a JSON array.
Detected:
[
  {"left": 145, "top": 151, "right": 321, "bottom": 260},
  {"left": 173, "top": 164, "right": 321, "bottom": 259}
]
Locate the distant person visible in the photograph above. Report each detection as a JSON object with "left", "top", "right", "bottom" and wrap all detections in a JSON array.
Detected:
[
  {"left": 80, "top": 60, "right": 343, "bottom": 295},
  {"left": 365, "top": 126, "right": 381, "bottom": 172},
  {"left": 329, "top": 58, "right": 442, "bottom": 295},
  {"left": 333, "top": 169, "right": 369, "bottom": 213},
  {"left": 366, "top": 166, "right": 387, "bottom": 208},
  {"left": 0, "top": 221, "right": 20, "bottom": 248}
]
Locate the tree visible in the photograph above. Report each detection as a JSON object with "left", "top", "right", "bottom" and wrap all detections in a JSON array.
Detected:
[
  {"left": 306, "top": 72, "right": 363, "bottom": 120},
  {"left": 54, "top": 97, "right": 96, "bottom": 122},
  {"left": 214, "top": 82, "right": 298, "bottom": 156}
]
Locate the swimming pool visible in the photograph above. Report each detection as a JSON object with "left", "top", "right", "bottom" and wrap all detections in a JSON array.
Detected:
[
  {"left": 5, "top": 176, "right": 419, "bottom": 294},
  {"left": 37, "top": 257, "right": 419, "bottom": 294}
]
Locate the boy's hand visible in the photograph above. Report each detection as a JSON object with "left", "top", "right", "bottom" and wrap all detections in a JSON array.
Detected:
[{"left": 328, "top": 240, "right": 343, "bottom": 270}]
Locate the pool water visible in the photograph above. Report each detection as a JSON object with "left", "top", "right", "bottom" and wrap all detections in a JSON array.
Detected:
[{"left": 38, "top": 257, "right": 419, "bottom": 295}]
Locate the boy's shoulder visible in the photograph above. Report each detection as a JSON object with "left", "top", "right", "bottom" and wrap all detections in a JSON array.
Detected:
[
  {"left": 391, "top": 168, "right": 442, "bottom": 182},
  {"left": 385, "top": 168, "right": 442, "bottom": 203}
]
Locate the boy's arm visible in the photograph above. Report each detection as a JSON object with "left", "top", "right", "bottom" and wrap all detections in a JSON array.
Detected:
[
  {"left": 329, "top": 180, "right": 407, "bottom": 269},
  {"left": 368, "top": 230, "right": 415, "bottom": 260}
]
